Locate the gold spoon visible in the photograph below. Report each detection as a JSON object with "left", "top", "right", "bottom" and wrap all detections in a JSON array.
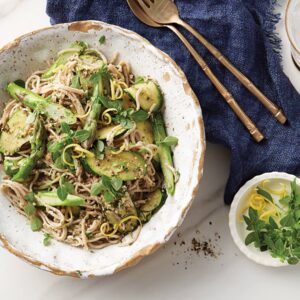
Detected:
[
  {"left": 127, "top": 0, "right": 264, "bottom": 142},
  {"left": 136, "top": 0, "right": 287, "bottom": 125}
]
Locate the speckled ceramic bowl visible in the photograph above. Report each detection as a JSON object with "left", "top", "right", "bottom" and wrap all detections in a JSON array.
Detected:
[{"left": 0, "top": 21, "right": 205, "bottom": 278}]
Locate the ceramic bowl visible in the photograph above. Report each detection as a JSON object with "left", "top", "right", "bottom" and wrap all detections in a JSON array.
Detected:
[
  {"left": 229, "top": 172, "right": 299, "bottom": 267},
  {"left": 0, "top": 21, "right": 205, "bottom": 277}
]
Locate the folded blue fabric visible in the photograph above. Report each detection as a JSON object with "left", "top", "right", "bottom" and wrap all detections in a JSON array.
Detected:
[{"left": 46, "top": 0, "right": 300, "bottom": 204}]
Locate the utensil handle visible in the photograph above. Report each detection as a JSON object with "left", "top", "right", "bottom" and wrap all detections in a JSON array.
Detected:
[
  {"left": 176, "top": 19, "right": 287, "bottom": 125},
  {"left": 167, "top": 25, "right": 264, "bottom": 142}
]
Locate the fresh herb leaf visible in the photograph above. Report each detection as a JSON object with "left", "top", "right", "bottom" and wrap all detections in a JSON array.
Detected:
[
  {"left": 57, "top": 186, "right": 68, "bottom": 201},
  {"left": 101, "top": 175, "right": 112, "bottom": 189},
  {"left": 99, "top": 35, "right": 106, "bottom": 45},
  {"left": 280, "top": 213, "right": 295, "bottom": 227},
  {"left": 64, "top": 181, "right": 75, "bottom": 194},
  {"left": 91, "top": 181, "right": 105, "bottom": 196},
  {"left": 104, "top": 190, "right": 115, "bottom": 203},
  {"left": 159, "top": 136, "right": 178, "bottom": 147},
  {"left": 245, "top": 231, "right": 257, "bottom": 246},
  {"left": 279, "top": 195, "right": 292, "bottom": 206},
  {"left": 90, "top": 64, "right": 112, "bottom": 85},
  {"left": 90, "top": 175, "right": 122, "bottom": 201},
  {"left": 256, "top": 186, "right": 273, "bottom": 202},
  {"left": 291, "top": 178, "right": 298, "bottom": 200},
  {"left": 31, "top": 216, "right": 43, "bottom": 232},
  {"left": 111, "top": 177, "right": 123, "bottom": 191},
  {"left": 61, "top": 122, "right": 71, "bottom": 135},
  {"left": 94, "top": 140, "right": 105, "bottom": 160},
  {"left": 24, "top": 203, "right": 36, "bottom": 217},
  {"left": 74, "top": 130, "right": 90, "bottom": 143},
  {"left": 57, "top": 177, "right": 74, "bottom": 200},
  {"left": 131, "top": 110, "right": 149, "bottom": 122},
  {"left": 98, "top": 95, "right": 122, "bottom": 111},
  {"left": 54, "top": 156, "right": 65, "bottom": 169},
  {"left": 43, "top": 233, "right": 52, "bottom": 246},
  {"left": 24, "top": 192, "right": 36, "bottom": 203}
]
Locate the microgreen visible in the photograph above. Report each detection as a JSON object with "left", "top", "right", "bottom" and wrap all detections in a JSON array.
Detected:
[
  {"left": 73, "top": 129, "right": 90, "bottom": 143},
  {"left": 98, "top": 95, "right": 122, "bottom": 111},
  {"left": 31, "top": 216, "right": 43, "bottom": 232},
  {"left": 90, "top": 64, "right": 112, "bottom": 85},
  {"left": 244, "top": 178, "right": 300, "bottom": 264},
  {"left": 43, "top": 233, "right": 52, "bottom": 246},
  {"left": 95, "top": 140, "right": 105, "bottom": 160},
  {"left": 57, "top": 176, "right": 74, "bottom": 201},
  {"left": 24, "top": 203, "right": 36, "bottom": 217},
  {"left": 131, "top": 109, "right": 149, "bottom": 122},
  {"left": 90, "top": 175, "right": 123, "bottom": 202},
  {"left": 111, "top": 177, "right": 123, "bottom": 191},
  {"left": 99, "top": 35, "right": 106, "bottom": 45},
  {"left": 61, "top": 122, "right": 71, "bottom": 135},
  {"left": 24, "top": 191, "right": 36, "bottom": 203}
]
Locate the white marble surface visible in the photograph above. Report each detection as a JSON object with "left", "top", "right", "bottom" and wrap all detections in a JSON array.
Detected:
[{"left": 0, "top": 0, "right": 299, "bottom": 299}]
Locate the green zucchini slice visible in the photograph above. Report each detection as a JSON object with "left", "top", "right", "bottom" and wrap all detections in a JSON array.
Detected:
[
  {"left": 141, "top": 189, "right": 163, "bottom": 212},
  {"left": 96, "top": 124, "right": 127, "bottom": 140},
  {"left": 125, "top": 80, "right": 163, "bottom": 112},
  {"left": 0, "top": 109, "right": 30, "bottom": 155},
  {"left": 83, "top": 148, "right": 147, "bottom": 181}
]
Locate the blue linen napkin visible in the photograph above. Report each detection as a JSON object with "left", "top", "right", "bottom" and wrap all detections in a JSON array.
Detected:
[{"left": 46, "top": 0, "right": 300, "bottom": 204}]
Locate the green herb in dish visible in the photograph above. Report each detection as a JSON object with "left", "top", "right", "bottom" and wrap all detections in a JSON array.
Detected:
[{"left": 243, "top": 178, "right": 300, "bottom": 264}]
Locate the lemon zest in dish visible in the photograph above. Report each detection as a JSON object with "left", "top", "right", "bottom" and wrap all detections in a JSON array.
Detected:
[
  {"left": 100, "top": 108, "right": 118, "bottom": 125},
  {"left": 239, "top": 188, "right": 281, "bottom": 222},
  {"left": 62, "top": 143, "right": 95, "bottom": 166},
  {"left": 76, "top": 105, "right": 92, "bottom": 119},
  {"left": 100, "top": 215, "right": 142, "bottom": 237},
  {"left": 262, "top": 180, "right": 287, "bottom": 197},
  {"left": 110, "top": 79, "right": 124, "bottom": 100}
]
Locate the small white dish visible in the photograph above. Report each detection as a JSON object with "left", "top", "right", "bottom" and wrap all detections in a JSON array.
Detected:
[{"left": 229, "top": 172, "right": 299, "bottom": 267}]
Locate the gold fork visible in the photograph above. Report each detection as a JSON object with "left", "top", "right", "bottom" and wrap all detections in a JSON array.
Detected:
[
  {"left": 136, "top": 0, "right": 287, "bottom": 125},
  {"left": 128, "top": 0, "right": 264, "bottom": 142}
]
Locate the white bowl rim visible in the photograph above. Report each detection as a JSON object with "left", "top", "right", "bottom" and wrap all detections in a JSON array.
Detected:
[
  {"left": 0, "top": 20, "right": 206, "bottom": 278},
  {"left": 229, "top": 172, "right": 299, "bottom": 267}
]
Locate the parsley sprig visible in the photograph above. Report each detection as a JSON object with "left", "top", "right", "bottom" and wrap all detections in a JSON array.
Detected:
[{"left": 243, "top": 179, "right": 300, "bottom": 264}]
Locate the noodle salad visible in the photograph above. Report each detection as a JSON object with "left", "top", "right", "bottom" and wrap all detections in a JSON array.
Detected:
[{"left": 0, "top": 41, "right": 178, "bottom": 249}]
